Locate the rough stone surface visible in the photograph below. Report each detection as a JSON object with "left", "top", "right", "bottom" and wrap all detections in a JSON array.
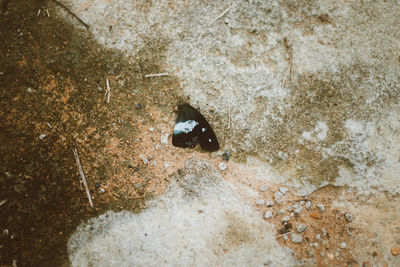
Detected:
[
  {"left": 66, "top": 0, "right": 400, "bottom": 195},
  {"left": 68, "top": 158, "right": 295, "bottom": 266}
]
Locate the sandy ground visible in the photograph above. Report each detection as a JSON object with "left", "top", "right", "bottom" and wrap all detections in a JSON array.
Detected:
[{"left": 1, "top": 0, "right": 400, "bottom": 266}]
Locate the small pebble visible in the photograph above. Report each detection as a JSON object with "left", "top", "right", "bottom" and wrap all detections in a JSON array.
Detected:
[
  {"left": 259, "top": 185, "right": 267, "bottom": 192},
  {"left": 300, "top": 201, "right": 305, "bottom": 205},
  {"left": 256, "top": 199, "right": 265, "bottom": 205},
  {"left": 265, "top": 201, "right": 273, "bottom": 207},
  {"left": 279, "top": 187, "right": 289, "bottom": 195},
  {"left": 282, "top": 216, "right": 290, "bottom": 222},
  {"left": 161, "top": 133, "right": 169, "bottom": 145},
  {"left": 274, "top": 191, "right": 283, "bottom": 204},
  {"left": 27, "top": 87, "right": 32, "bottom": 93},
  {"left": 291, "top": 233, "right": 303, "bottom": 243},
  {"left": 316, "top": 234, "right": 321, "bottom": 240},
  {"left": 264, "top": 210, "right": 272, "bottom": 219},
  {"left": 139, "top": 154, "right": 149, "bottom": 164},
  {"left": 371, "top": 237, "right": 379, "bottom": 244},
  {"left": 306, "top": 201, "right": 312, "bottom": 209},
  {"left": 283, "top": 234, "right": 288, "bottom": 240},
  {"left": 322, "top": 228, "right": 328, "bottom": 237},
  {"left": 391, "top": 245, "right": 400, "bottom": 256},
  {"left": 340, "top": 242, "right": 347, "bottom": 249},
  {"left": 279, "top": 209, "right": 285, "bottom": 214},
  {"left": 317, "top": 204, "right": 325, "bottom": 212},
  {"left": 222, "top": 151, "right": 231, "bottom": 161},
  {"left": 310, "top": 243, "right": 318, "bottom": 248},
  {"left": 149, "top": 127, "right": 155, "bottom": 132},
  {"left": 294, "top": 207, "right": 302, "bottom": 214},
  {"left": 163, "top": 162, "right": 169, "bottom": 169},
  {"left": 135, "top": 103, "right": 142, "bottom": 109},
  {"left": 290, "top": 212, "right": 294, "bottom": 217},
  {"left": 344, "top": 212, "right": 353, "bottom": 221},
  {"left": 99, "top": 188, "right": 106, "bottom": 194},
  {"left": 155, "top": 144, "right": 160, "bottom": 150},
  {"left": 297, "top": 224, "right": 307, "bottom": 233},
  {"left": 218, "top": 162, "right": 227, "bottom": 171},
  {"left": 39, "top": 134, "right": 46, "bottom": 140}
]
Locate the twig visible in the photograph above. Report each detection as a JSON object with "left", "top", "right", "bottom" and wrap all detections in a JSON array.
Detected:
[
  {"left": 144, "top": 73, "right": 169, "bottom": 78},
  {"left": 105, "top": 77, "right": 111, "bottom": 104},
  {"left": 45, "top": 8, "right": 50, "bottom": 17},
  {"left": 37, "top": 9, "right": 41, "bottom": 16},
  {"left": 208, "top": 6, "right": 230, "bottom": 26},
  {"left": 0, "top": 199, "right": 7, "bottom": 207},
  {"left": 72, "top": 148, "right": 94, "bottom": 208},
  {"left": 283, "top": 37, "right": 294, "bottom": 84},
  {"left": 276, "top": 231, "right": 292, "bottom": 238},
  {"left": 51, "top": 0, "right": 89, "bottom": 29}
]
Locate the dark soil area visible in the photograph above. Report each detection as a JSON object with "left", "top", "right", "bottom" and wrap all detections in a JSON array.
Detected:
[{"left": 0, "top": 0, "right": 182, "bottom": 265}]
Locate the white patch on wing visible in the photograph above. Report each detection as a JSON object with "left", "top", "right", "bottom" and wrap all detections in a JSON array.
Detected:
[
  {"left": 174, "top": 120, "right": 199, "bottom": 134},
  {"left": 202, "top": 128, "right": 206, "bottom": 132}
]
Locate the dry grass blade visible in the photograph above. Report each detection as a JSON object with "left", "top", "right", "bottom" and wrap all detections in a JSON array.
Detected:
[{"left": 72, "top": 148, "right": 94, "bottom": 208}]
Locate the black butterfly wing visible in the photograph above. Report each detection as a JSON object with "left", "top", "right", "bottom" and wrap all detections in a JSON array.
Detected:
[{"left": 172, "top": 104, "right": 219, "bottom": 152}]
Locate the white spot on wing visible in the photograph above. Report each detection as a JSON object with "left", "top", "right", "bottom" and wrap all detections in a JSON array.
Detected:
[
  {"left": 208, "top": 139, "right": 212, "bottom": 142},
  {"left": 174, "top": 120, "right": 199, "bottom": 134},
  {"left": 202, "top": 128, "right": 206, "bottom": 133}
]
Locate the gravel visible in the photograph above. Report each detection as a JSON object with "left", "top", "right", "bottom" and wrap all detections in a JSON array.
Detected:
[
  {"left": 279, "top": 209, "right": 285, "bottom": 214},
  {"left": 316, "top": 234, "right": 321, "bottom": 240},
  {"left": 279, "top": 187, "right": 289, "bottom": 195},
  {"left": 161, "top": 133, "right": 169, "bottom": 145},
  {"left": 291, "top": 233, "right": 303, "bottom": 243},
  {"left": 322, "top": 228, "right": 328, "bottom": 237},
  {"left": 221, "top": 151, "right": 231, "bottom": 161},
  {"left": 255, "top": 199, "right": 265, "bottom": 205},
  {"left": 340, "top": 242, "right": 347, "bottom": 249},
  {"left": 282, "top": 216, "right": 290, "bottom": 222},
  {"left": 274, "top": 191, "right": 283, "bottom": 204},
  {"left": 264, "top": 211, "right": 273, "bottom": 219},
  {"left": 39, "top": 134, "right": 46, "bottom": 140},
  {"left": 265, "top": 201, "right": 273, "bottom": 207},
  {"left": 294, "top": 208, "right": 302, "bottom": 214},
  {"left": 259, "top": 185, "right": 267, "bottom": 192},
  {"left": 317, "top": 204, "right": 325, "bottom": 212},
  {"left": 297, "top": 224, "right": 307, "bottom": 233},
  {"left": 344, "top": 212, "right": 353, "bottom": 221},
  {"left": 149, "top": 127, "right": 155, "bottom": 132},
  {"left": 306, "top": 201, "right": 312, "bottom": 209},
  {"left": 139, "top": 154, "right": 149, "bottom": 164},
  {"left": 218, "top": 163, "right": 227, "bottom": 171}
]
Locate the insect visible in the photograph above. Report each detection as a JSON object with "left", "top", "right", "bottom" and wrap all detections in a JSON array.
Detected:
[{"left": 172, "top": 103, "right": 220, "bottom": 152}]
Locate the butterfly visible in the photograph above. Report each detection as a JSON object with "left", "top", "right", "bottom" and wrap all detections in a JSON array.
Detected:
[{"left": 172, "top": 103, "right": 220, "bottom": 152}]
